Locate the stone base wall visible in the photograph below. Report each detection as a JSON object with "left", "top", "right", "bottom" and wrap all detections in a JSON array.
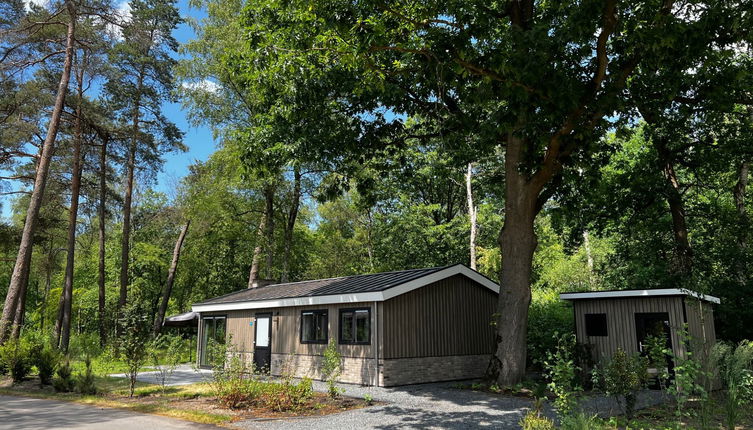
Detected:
[
  {"left": 232, "top": 352, "right": 489, "bottom": 387},
  {"left": 270, "top": 353, "right": 380, "bottom": 386},
  {"left": 381, "top": 354, "right": 490, "bottom": 387}
]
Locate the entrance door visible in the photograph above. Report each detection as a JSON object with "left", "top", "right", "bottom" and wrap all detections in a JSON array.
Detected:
[
  {"left": 635, "top": 312, "right": 674, "bottom": 384},
  {"left": 199, "top": 316, "right": 226, "bottom": 368},
  {"left": 253, "top": 313, "right": 272, "bottom": 372}
]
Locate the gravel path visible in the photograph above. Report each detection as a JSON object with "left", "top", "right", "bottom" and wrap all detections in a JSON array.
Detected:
[
  {"left": 235, "top": 381, "right": 535, "bottom": 430},
  {"left": 109, "top": 365, "right": 213, "bottom": 386}
]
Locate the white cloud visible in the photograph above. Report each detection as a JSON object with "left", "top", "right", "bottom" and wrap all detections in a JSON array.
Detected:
[
  {"left": 24, "top": 0, "right": 49, "bottom": 11},
  {"left": 181, "top": 79, "right": 221, "bottom": 94},
  {"left": 106, "top": 0, "right": 131, "bottom": 41}
]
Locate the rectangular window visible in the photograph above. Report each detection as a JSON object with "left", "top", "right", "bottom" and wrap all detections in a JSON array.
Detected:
[
  {"left": 339, "top": 308, "right": 370, "bottom": 344},
  {"left": 585, "top": 313, "right": 608, "bottom": 337},
  {"left": 300, "top": 310, "right": 328, "bottom": 344}
]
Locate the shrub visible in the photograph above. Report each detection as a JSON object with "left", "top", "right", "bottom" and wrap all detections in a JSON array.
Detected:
[
  {"left": 33, "top": 344, "right": 60, "bottom": 386},
  {"left": 592, "top": 348, "right": 648, "bottom": 419},
  {"left": 711, "top": 340, "right": 753, "bottom": 430},
  {"left": 53, "top": 360, "right": 76, "bottom": 392},
  {"left": 668, "top": 326, "right": 708, "bottom": 424},
  {"left": 150, "top": 334, "right": 183, "bottom": 394},
  {"left": 528, "top": 291, "right": 575, "bottom": 370},
  {"left": 117, "top": 303, "right": 151, "bottom": 397},
  {"left": 321, "top": 339, "right": 343, "bottom": 398},
  {"left": 560, "top": 412, "right": 604, "bottom": 430},
  {"left": 544, "top": 333, "right": 581, "bottom": 419},
  {"left": 0, "top": 338, "right": 32, "bottom": 383},
  {"left": 76, "top": 356, "right": 97, "bottom": 395},
  {"left": 519, "top": 410, "right": 556, "bottom": 430}
]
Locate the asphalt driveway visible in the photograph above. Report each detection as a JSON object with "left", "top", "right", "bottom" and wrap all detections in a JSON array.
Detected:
[{"left": 0, "top": 395, "right": 220, "bottom": 430}]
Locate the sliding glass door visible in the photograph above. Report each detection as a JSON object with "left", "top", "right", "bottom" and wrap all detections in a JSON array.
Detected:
[{"left": 199, "top": 316, "right": 226, "bottom": 367}]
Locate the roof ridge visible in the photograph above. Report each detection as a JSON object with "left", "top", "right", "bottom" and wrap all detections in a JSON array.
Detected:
[{"left": 194, "top": 265, "right": 454, "bottom": 305}]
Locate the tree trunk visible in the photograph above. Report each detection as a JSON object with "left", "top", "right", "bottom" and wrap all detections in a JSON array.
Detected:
[
  {"left": 281, "top": 168, "right": 301, "bottom": 283},
  {"left": 119, "top": 74, "right": 143, "bottom": 314},
  {"left": 247, "top": 217, "right": 265, "bottom": 289},
  {"left": 655, "top": 138, "right": 693, "bottom": 277},
  {"left": 734, "top": 161, "right": 749, "bottom": 284},
  {"left": 264, "top": 185, "right": 275, "bottom": 280},
  {"left": 55, "top": 53, "right": 86, "bottom": 352},
  {"left": 488, "top": 134, "right": 542, "bottom": 386},
  {"left": 98, "top": 137, "right": 108, "bottom": 346},
  {"left": 153, "top": 221, "right": 190, "bottom": 335},
  {"left": 466, "top": 162, "right": 478, "bottom": 270},
  {"left": 0, "top": 2, "right": 76, "bottom": 343}
]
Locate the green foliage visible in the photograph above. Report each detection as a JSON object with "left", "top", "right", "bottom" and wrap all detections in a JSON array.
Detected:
[
  {"left": 363, "top": 393, "right": 373, "bottom": 405},
  {"left": 528, "top": 290, "right": 575, "bottom": 369},
  {"left": 75, "top": 356, "right": 97, "bottom": 395},
  {"left": 321, "top": 339, "right": 343, "bottom": 398},
  {"left": 0, "top": 337, "right": 32, "bottom": 383},
  {"left": 150, "top": 334, "right": 183, "bottom": 394},
  {"left": 519, "top": 410, "right": 556, "bottom": 430},
  {"left": 711, "top": 340, "right": 753, "bottom": 430},
  {"left": 559, "top": 412, "right": 604, "bottom": 430},
  {"left": 668, "top": 327, "right": 709, "bottom": 425},
  {"left": 33, "top": 343, "right": 60, "bottom": 386},
  {"left": 544, "top": 333, "right": 581, "bottom": 419},
  {"left": 592, "top": 349, "right": 649, "bottom": 419},
  {"left": 53, "top": 360, "right": 75, "bottom": 393},
  {"left": 643, "top": 334, "right": 671, "bottom": 392},
  {"left": 117, "top": 304, "right": 152, "bottom": 397}
]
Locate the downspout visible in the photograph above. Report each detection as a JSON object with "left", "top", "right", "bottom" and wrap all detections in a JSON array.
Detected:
[{"left": 373, "top": 301, "right": 379, "bottom": 387}]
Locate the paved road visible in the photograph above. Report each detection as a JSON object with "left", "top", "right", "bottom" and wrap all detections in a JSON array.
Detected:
[
  {"left": 0, "top": 395, "right": 220, "bottom": 430},
  {"left": 110, "top": 365, "right": 214, "bottom": 387}
]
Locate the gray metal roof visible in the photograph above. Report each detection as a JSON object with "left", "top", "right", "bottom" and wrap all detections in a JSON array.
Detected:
[{"left": 195, "top": 266, "right": 449, "bottom": 306}]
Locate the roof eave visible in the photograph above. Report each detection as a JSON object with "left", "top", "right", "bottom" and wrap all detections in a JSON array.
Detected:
[{"left": 559, "top": 288, "right": 721, "bottom": 304}]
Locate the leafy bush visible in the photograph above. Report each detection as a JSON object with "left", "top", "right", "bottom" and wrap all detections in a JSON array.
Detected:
[
  {"left": 592, "top": 348, "right": 648, "bottom": 419},
  {"left": 668, "top": 327, "right": 708, "bottom": 424},
  {"left": 321, "top": 339, "right": 343, "bottom": 397},
  {"left": 150, "top": 334, "right": 183, "bottom": 394},
  {"left": 560, "top": 412, "right": 604, "bottom": 430},
  {"left": 117, "top": 303, "right": 151, "bottom": 397},
  {"left": 215, "top": 374, "right": 313, "bottom": 411},
  {"left": 528, "top": 291, "right": 575, "bottom": 369},
  {"left": 53, "top": 360, "right": 76, "bottom": 392},
  {"left": 544, "top": 333, "right": 581, "bottom": 419},
  {"left": 75, "top": 356, "right": 97, "bottom": 395},
  {"left": 711, "top": 340, "right": 753, "bottom": 430},
  {"left": 0, "top": 338, "right": 32, "bottom": 383},
  {"left": 33, "top": 344, "right": 60, "bottom": 386},
  {"left": 642, "top": 334, "right": 670, "bottom": 391},
  {"left": 519, "top": 410, "right": 556, "bottom": 430}
]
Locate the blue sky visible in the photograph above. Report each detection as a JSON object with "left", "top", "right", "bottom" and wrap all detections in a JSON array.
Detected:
[{"left": 0, "top": 0, "right": 216, "bottom": 219}]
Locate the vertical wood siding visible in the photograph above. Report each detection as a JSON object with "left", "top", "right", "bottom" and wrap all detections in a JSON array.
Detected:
[
  {"left": 573, "top": 296, "right": 687, "bottom": 363},
  {"left": 381, "top": 274, "right": 497, "bottom": 359},
  {"left": 205, "top": 302, "right": 378, "bottom": 359}
]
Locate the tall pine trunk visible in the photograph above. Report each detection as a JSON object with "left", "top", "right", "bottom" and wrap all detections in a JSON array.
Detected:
[
  {"left": 98, "top": 137, "right": 108, "bottom": 346},
  {"left": 153, "top": 221, "right": 190, "bottom": 335},
  {"left": 247, "top": 217, "right": 265, "bottom": 288},
  {"left": 281, "top": 168, "right": 301, "bottom": 283},
  {"left": 119, "top": 74, "right": 143, "bottom": 314},
  {"left": 55, "top": 53, "right": 86, "bottom": 352},
  {"left": 0, "top": 1, "right": 76, "bottom": 343}
]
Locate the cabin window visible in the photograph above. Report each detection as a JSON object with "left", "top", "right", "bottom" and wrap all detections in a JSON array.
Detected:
[
  {"left": 300, "top": 310, "right": 328, "bottom": 344},
  {"left": 585, "top": 313, "right": 608, "bottom": 337},
  {"left": 339, "top": 308, "right": 370, "bottom": 344}
]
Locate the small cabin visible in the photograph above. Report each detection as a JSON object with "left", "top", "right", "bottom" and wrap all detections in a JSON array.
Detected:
[
  {"left": 560, "top": 289, "right": 719, "bottom": 367},
  {"left": 192, "top": 264, "right": 499, "bottom": 387}
]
